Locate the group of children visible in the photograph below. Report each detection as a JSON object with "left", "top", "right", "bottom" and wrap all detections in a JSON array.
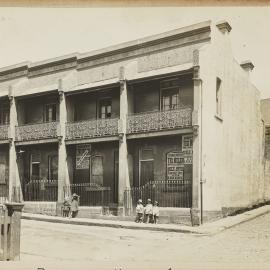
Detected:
[
  {"left": 135, "top": 198, "right": 159, "bottom": 224},
  {"left": 62, "top": 193, "right": 79, "bottom": 218}
]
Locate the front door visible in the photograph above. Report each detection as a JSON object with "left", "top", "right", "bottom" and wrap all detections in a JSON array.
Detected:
[{"left": 139, "top": 160, "right": 154, "bottom": 186}]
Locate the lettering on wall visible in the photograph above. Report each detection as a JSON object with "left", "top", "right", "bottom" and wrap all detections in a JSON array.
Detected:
[
  {"left": 182, "top": 135, "right": 193, "bottom": 154},
  {"left": 76, "top": 144, "right": 91, "bottom": 170},
  {"left": 167, "top": 151, "right": 193, "bottom": 181}
]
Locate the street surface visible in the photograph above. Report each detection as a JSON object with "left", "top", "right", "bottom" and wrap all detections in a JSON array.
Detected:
[{"left": 5, "top": 213, "right": 270, "bottom": 269}]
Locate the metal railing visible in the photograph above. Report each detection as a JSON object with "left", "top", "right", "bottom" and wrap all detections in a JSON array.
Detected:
[
  {"left": 66, "top": 118, "right": 120, "bottom": 140},
  {"left": 0, "top": 185, "right": 8, "bottom": 204},
  {"left": 124, "top": 180, "right": 192, "bottom": 214},
  {"left": 127, "top": 107, "right": 192, "bottom": 134},
  {"left": 23, "top": 179, "right": 58, "bottom": 201},
  {"left": 63, "top": 183, "right": 112, "bottom": 206},
  {"left": 0, "top": 125, "right": 9, "bottom": 141},
  {"left": 15, "top": 121, "right": 59, "bottom": 142}
]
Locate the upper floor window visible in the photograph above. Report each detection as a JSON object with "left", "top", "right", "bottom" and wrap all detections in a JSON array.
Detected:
[
  {"left": 160, "top": 78, "right": 180, "bottom": 111},
  {"left": 99, "top": 99, "right": 112, "bottom": 119},
  {"left": 44, "top": 104, "right": 56, "bottom": 122},
  {"left": 0, "top": 103, "right": 9, "bottom": 125},
  {"left": 216, "top": 78, "right": 222, "bottom": 117}
]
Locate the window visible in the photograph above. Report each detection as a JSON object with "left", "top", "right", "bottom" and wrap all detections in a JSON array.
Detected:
[
  {"left": 44, "top": 104, "right": 56, "bottom": 122},
  {"left": 0, "top": 103, "right": 9, "bottom": 125},
  {"left": 30, "top": 153, "right": 41, "bottom": 180},
  {"left": 216, "top": 78, "right": 222, "bottom": 117},
  {"left": 99, "top": 99, "right": 112, "bottom": 119},
  {"left": 160, "top": 79, "right": 180, "bottom": 111}
]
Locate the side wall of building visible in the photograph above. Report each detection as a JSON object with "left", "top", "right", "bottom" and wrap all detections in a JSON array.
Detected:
[{"left": 199, "top": 24, "right": 265, "bottom": 211}]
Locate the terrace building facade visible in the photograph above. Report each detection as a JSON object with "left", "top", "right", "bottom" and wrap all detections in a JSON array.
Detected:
[{"left": 0, "top": 20, "right": 266, "bottom": 225}]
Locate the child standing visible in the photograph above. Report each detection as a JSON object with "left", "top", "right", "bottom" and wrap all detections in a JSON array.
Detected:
[
  {"left": 144, "top": 198, "right": 153, "bottom": 223},
  {"left": 153, "top": 201, "right": 160, "bottom": 224},
  {"left": 62, "top": 196, "right": 71, "bottom": 217},
  {"left": 69, "top": 193, "right": 79, "bottom": 218},
  {"left": 135, "top": 199, "right": 144, "bottom": 223}
]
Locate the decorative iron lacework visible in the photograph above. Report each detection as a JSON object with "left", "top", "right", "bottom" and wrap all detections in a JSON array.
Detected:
[
  {"left": 127, "top": 107, "right": 192, "bottom": 134},
  {"left": 15, "top": 122, "right": 58, "bottom": 141},
  {"left": 0, "top": 125, "right": 8, "bottom": 140},
  {"left": 66, "top": 118, "right": 120, "bottom": 140}
]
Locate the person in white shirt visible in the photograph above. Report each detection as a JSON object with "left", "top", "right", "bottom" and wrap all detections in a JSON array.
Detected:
[
  {"left": 135, "top": 199, "right": 144, "bottom": 223},
  {"left": 144, "top": 198, "right": 153, "bottom": 223},
  {"left": 153, "top": 201, "right": 160, "bottom": 224}
]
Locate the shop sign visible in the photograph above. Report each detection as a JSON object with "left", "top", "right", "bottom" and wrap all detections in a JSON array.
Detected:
[
  {"left": 167, "top": 152, "right": 184, "bottom": 181},
  {"left": 167, "top": 151, "right": 192, "bottom": 181},
  {"left": 76, "top": 144, "right": 91, "bottom": 170},
  {"left": 182, "top": 135, "right": 193, "bottom": 154}
]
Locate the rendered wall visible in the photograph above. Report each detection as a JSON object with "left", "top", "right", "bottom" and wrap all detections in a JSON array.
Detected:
[{"left": 199, "top": 23, "right": 265, "bottom": 211}]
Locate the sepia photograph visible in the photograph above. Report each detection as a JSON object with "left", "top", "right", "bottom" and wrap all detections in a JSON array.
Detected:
[{"left": 0, "top": 1, "right": 270, "bottom": 269}]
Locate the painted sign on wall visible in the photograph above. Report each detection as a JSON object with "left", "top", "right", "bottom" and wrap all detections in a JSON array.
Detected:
[
  {"left": 76, "top": 144, "right": 91, "bottom": 170},
  {"left": 167, "top": 152, "right": 184, "bottom": 181},
  {"left": 167, "top": 151, "right": 193, "bottom": 181},
  {"left": 182, "top": 135, "right": 193, "bottom": 154}
]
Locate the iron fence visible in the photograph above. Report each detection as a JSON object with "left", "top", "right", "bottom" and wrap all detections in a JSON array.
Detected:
[
  {"left": 124, "top": 180, "right": 192, "bottom": 214},
  {"left": 0, "top": 185, "right": 8, "bottom": 204},
  {"left": 23, "top": 180, "right": 58, "bottom": 202},
  {"left": 0, "top": 125, "right": 9, "bottom": 141},
  {"left": 63, "top": 183, "right": 112, "bottom": 206}
]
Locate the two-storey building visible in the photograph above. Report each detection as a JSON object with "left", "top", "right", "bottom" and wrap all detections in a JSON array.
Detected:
[{"left": 0, "top": 20, "right": 266, "bottom": 224}]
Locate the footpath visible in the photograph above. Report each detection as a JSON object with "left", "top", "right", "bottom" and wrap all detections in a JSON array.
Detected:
[{"left": 22, "top": 204, "right": 270, "bottom": 235}]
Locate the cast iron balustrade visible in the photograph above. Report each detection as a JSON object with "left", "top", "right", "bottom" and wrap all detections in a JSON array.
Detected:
[
  {"left": 0, "top": 125, "right": 9, "bottom": 141},
  {"left": 0, "top": 185, "right": 8, "bottom": 204},
  {"left": 127, "top": 107, "right": 192, "bottom": 134},
  {"left": 124, "top": 180, "right": 192, "bottom": 215},
  {"left": 66, "top": 118, "right": 120, "bottom": 140},
  {"left": 23, "top": 179, "right": 58, "bottom": 202},
  {"left": 15, "top": 122, "right": 59, "bottom": 142},
  {"left": 63, "top": 183, "right": 112, "bottom": 206}
]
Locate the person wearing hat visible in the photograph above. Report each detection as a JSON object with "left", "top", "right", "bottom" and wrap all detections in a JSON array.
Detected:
[
  {"left": 69, "top": 193, "right": 79, "bottom": 218},
  {"left": 135, "top": 199, "right": 144, "bottom": 223},
  {"left": 62, "top": 196, "right": 71, "bottom": 217},
  {"left": 144, "top": 198, "right": 153, "bottom": 223}
]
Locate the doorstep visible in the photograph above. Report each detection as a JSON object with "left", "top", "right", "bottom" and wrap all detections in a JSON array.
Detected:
[{"left": 21, "top": 204, "right": 270, "bottom": 235}]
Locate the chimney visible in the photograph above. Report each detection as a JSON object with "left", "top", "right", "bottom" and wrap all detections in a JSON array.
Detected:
[
  {"left": 216, "top": 20, "right": 232, "bottom": 34},
  {"left": 240, "top": 60, "right": 254, "bottom": 76}
]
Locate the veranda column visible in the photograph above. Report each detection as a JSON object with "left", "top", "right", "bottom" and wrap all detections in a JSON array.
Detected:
[
  {"left": 57, "top": 79, "right": 69, "bottom": 210},
  {"left": 191, "top": 62, "right": 202, "bottom": 226},
  {"left": 8, "top": 87, "right": 20, "bottom": 202},
  {"left": 118, "top": 67, "right": 130, "bottom": 215}
]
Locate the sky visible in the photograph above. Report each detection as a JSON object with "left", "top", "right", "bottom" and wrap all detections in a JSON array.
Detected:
[{"left": 0, "top": 7, "right": 269, "bottom": 98}]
